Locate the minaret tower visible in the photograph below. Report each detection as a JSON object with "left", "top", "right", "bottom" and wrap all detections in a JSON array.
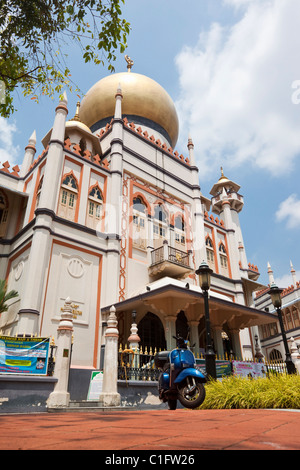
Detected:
[
  {"left": 210, "top": 168, "right": 245, "bottom": 280},
  {"left": 20, "top": 130, "right": 36, "bottom": 177},
  {"left": 187, "top": 135, "right": 208, "bottom": 268},
  {"left": 267, "top": 262, "right": 275, "bottom": 285}
]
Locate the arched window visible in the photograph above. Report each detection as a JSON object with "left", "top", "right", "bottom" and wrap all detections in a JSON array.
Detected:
[
  {"left": 0, "top": 189, "right": 8, "bottom": 238},
  {"left": 269, "top": 349, "right": 283, "bottom": 361},
  {"left": 219, "top": 242, "right": 229, "bottom": 276},
  {"left": 174, "top": 215, "right": 186, "bottom": 248},
  {"left": 132, "top": 197, "right": 147, "bottom": 251},
  {"left": 206, "top": 237, "right": 215, "bottom": 270},
  {"left": 153, "top": 204, "right": 168, "bottom": 248},
  {"left": 86, "top": 184, "right": 103, "bottom": 230},
  {"left": 58, "top": 173, "right": 78, "bottom": 221}
]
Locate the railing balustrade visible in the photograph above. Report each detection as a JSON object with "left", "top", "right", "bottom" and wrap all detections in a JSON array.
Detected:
[{"left": 150, "top": 245, "right": 189, "bottom": 267}]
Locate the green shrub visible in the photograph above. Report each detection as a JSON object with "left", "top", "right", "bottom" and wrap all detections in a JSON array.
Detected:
[{"left": 199, "top": 374, "right": 300, "bottom": 409}]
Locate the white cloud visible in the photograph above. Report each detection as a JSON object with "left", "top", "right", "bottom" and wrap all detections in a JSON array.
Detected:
[
  {"left": 276, "top": 194, "right": 300, "bottom": 229},
  {"left": 0, "top": 117, "right": 20, "bottom": 166},
  {"left": 175, "top": 0, "right": 300, "bottom": 178},
  {"left": 274, "top": 271, "right": 300, "bottom": 289}
]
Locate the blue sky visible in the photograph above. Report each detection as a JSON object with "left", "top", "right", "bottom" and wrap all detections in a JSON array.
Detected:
[{"left": 1, "top": 0, "right": 300, "bottom": 288}]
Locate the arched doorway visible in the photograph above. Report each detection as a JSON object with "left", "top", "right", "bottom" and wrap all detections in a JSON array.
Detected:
[{"left": 138, "top": 312, "right": 166, "bottom": 351}]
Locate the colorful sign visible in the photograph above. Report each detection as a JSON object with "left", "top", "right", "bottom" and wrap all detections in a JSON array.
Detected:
[
  {"left": 196, "top": 359, "right": 232, "bottom": 378},
  {"left": 232, "top": 360, "right": 267, "bottom": 379},
  {"left": 0, "top": 336, "right": 50, "bottom": 375}
]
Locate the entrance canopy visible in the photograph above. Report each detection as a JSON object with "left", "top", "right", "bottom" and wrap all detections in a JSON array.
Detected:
[{"left": 102, "top": 277, "right": 275, "bottom": 331}]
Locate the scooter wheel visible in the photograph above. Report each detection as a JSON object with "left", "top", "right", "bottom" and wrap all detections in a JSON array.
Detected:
[{"left": 177, "top": 379, "right": 206, "bottom": 409}]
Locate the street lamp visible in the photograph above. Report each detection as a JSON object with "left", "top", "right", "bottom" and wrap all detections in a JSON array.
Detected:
[
  {"left": 196, "top": 261, "right": 217, "bottom": 380},
  {"left": 268, "top": 283, "right": 296, "bottom": 375}
]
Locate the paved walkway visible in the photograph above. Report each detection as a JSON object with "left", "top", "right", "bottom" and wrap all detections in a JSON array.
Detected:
[{"left": 0, "top": 409, "right": 299, "bottom": 451}]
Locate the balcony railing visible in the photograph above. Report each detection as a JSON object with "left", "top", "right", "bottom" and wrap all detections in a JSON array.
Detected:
[
  {"left": 149, "top": 243, "right": 192, "bottom": 279},
  {"left": 151, "top": 245, "right": 190, "bottom": 268}
]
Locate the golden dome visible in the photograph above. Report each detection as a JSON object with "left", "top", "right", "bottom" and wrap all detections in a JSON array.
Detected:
[{"left": 79, "top": 72, "right": 179, "bottom": 147}]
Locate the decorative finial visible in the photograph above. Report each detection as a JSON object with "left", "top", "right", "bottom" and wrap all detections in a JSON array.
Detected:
[
  {"left": 221, "top": 166, "right": 224, "bottom": 177},
  {"left": 73, "top": 102, "right": 81, "bottom": 121},
  {"left": 125, "top": 55, "right": 134, "bottom": 72},
  {"left": 70, "top": 101, "right": 84, "bottom": 123}
]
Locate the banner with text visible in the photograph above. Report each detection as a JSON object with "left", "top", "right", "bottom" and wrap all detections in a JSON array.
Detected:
[
  {"left": 0, "top": 336, "right": 50, "bottom": 375},
  {"left": 195, "top": 359, "right": 232, "bottom": 378},
  {"left": 232, "top": 360, "right": 267, "bottom": 379}
]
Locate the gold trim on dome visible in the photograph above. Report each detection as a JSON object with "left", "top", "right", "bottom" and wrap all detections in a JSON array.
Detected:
[{"left": 79, "top": 72, "right": 179, "bottom": 147}]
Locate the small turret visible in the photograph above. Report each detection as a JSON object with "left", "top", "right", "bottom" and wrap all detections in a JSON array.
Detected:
[
  {"left": 20, "top": 130, "right": 36, "bottom": 177},
  {"left": 210, "top": 168, "right": 244, "bottom": 215},
  {"left": 267, "top": 262, "right": 275, "bottom": 285},
  {"left": 290, "top": 261, "right": 297, "bottom": 286}
]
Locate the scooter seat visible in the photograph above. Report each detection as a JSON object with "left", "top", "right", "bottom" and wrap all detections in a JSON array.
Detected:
[{"left": 154, "top": 351, "right": 169, "bottom": 369}]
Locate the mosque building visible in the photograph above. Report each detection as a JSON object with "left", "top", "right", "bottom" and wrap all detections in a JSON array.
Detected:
[{"left": 0, "top": 57, "right": 276, "bottom": 375}]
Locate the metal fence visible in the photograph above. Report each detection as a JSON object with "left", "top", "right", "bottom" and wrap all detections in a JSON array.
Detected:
[
  {"left": 118, "top": 345, "right": 160, "bottom": 382},
  {"left": 117, "top": 345, "right": 291, "bottom": 382}
]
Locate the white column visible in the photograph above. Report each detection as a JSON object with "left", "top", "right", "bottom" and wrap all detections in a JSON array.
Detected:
[
  {"left": 188, "top": 320, "right": 200, "bottom": 353},
  {"left": 99, "top": 306, "right": 121, "bottom": 407},
  {"left": 230, "top": 329, "right": 243, "bottom": 360},
  {"left": 47, "top": 298, "right": 74, "bottom": 409},
  {"left": 165, "top": 315, "right": 177, "bottom": 350},
  {"left": 213, "top": 326, "right": 224, "bottom": 358}
]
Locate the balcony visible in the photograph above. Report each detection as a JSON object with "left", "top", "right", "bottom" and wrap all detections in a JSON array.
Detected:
[{"left": 149, "top": 242, "right": 193, "bottom": 279}]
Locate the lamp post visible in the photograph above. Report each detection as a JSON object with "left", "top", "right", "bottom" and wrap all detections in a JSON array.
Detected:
[
  {"left": 196, "top": 261, "right": 217, "bottom": 380},
  {"left": 268, "top": 283, "right": 296, "bottom": 375}
]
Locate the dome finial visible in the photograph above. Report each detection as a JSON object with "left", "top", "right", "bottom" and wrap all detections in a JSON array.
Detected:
[
  {"left": 125, "top": 54, "right": 134, "bottom": 72},
  {"left": 72, "top": 101, "right": 81, "bottom": 122}
]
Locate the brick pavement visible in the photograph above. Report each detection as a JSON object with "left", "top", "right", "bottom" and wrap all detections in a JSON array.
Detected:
[{"left": 0, "top": 409, "right": 299, "bottom": 451}]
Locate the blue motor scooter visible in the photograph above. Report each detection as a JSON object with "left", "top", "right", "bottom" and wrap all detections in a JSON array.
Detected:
[{"left": 154, "top": 335, "right": 207, "bottom": 410}]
